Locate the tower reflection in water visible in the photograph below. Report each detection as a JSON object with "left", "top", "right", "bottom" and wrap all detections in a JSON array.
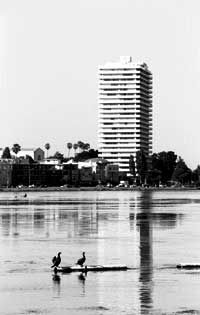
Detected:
[
  {"left": 138, "top": 191, "right": 153, "bottom": 314},
  {"left": 129, "top": 191, "right": 184, "bottom": 314},
  {"left": 0, "top": 192, "right": 185, "bottom": 314}
]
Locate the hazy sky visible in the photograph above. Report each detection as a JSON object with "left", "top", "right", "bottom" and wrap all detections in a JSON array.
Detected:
[{"left": 0, "top": 0, "right": 200, "bottom": 168}]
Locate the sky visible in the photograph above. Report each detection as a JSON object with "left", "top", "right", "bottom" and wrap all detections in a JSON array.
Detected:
[{"left": 0, "top": 0, "right": 200, "bottom": 169}]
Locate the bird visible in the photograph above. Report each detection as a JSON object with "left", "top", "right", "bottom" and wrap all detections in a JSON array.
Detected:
[
  {"left": 76, "top": 252, "right": 86, "bottom": 267},
  {"left": 51, "top": 252, "right": 62, "bottom": 268}
]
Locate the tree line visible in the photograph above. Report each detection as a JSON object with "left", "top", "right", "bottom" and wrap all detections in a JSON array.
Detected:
[
  {"left": 47, "top": 141, "right": 98, "bottom": 162},
  {"left": 1, "top": 144, "right": 21, "bottom": 159},
  {"left": 2, "top": 144, "right": 200, "bottom": 186},
  {"left": 1, "top": 141, "right": 98, "bottom": 162},
  {"left": 129, "top": 150, "right": 200, "bottom": 186},
  {"left": 44, "top": 141, "right": 91, "bottom": 159}
]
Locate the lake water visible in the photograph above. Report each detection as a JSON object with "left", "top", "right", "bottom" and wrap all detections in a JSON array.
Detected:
[{"left": 0, "top": 190, "right": 200, "bottom": 315}]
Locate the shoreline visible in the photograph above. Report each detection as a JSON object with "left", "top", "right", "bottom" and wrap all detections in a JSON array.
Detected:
[{"left": 0, "top": 186, "right": 199, "bottom": 193}]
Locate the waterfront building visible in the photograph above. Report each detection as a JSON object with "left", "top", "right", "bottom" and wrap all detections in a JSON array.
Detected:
[
  {"left": 40, "top": 158, "right": 60, "bottom": 165},
  {"left": 63, "top": 158, "right": 120, "bottom": 185},
  {"left": 0, "top": 160, "right": 13, "bottom": 187},
  {"left": 62, "top": 164, "right": 80, "bottom": 185},
  {"left": 11, "top": 163, "right": 62, "bottom": 187},
  {"left": 79, "top": 167, "right": 93, "bottom": 186},
  {"left": 98, "top": 56, "right": 152, "bottom": 173},
  {"left": 19, "top": 148, "right": 44, "bottom": 161},
  {"left": 105, "top": 164, "right": 119, "bottom": 185}
]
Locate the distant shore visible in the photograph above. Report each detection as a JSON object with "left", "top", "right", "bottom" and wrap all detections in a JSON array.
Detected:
[{"left": 0, "top": 186, "right": 199, "bottom": 193}]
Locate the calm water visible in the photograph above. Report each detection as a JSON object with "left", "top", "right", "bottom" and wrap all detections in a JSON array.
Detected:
[{"left": 0, "top": 190, "right": 200, "bottom": 315}]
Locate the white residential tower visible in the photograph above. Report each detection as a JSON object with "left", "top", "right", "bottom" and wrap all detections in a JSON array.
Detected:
[{"left": 98, "top": 56, "right": 152, "bottom": 173}]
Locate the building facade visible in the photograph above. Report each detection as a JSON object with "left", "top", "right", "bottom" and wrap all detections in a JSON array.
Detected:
[
  {"left": 0, "top": 160, "right": 13, "bottom": 187},
  {"left": 98, "top": 56, "right": 152, "bottom": 173},
  {"left": 105, "top": 164, "right": 119, "bottom": 184},
  {"left": 11, "top": 163, "right": 62, "bottom": 187}
]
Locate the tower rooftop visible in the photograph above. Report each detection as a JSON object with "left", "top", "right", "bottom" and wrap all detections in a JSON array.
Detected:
[{"left": 99, "top": 56, "right": 149, "bottom": 71}]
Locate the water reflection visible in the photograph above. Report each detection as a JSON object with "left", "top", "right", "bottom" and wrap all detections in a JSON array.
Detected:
[
  {"left": 34, "top": 212, "right": 45, "bottom": 233},
  {"left": 13, "top": 209, "right": 20, "bottom": 237},
  {"left": 0, "top": 194, "right": 126, "bottom": 238},
  {"left": 128, "top": 191, "right": 185, "bottom": 313},
  {"left": 0, "top": 205, "right": 100, "bottom": 238},
  {"left": 130, "top": 213, "right": 184, "bottom": 230},
  {"left": 0, "top": 191, "right": 195, "bottom": 315},
  {"left": 3, "top": 195, "right": 185, "bottom": 240},
  {"left": 1, "top": 213, "right": 11, "bottom": 236},
  {"left": 52, "top": 269, "right": 61, "bottom": 297},
  {"left": 78, "top": 272, "right": 87, "bottom": 296},
  {"left": 138, "top": 191, "right": 153, "bottom": 314}
]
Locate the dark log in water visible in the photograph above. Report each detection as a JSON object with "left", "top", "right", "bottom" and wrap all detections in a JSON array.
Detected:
[{"left": 177, "top": 263, "right": 200, "bottom": 269}]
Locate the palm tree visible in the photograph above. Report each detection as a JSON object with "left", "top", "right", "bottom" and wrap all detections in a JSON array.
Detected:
[
  {"left": 45, "top": 143, "right": 50, "bottom": 158},
  {"left": 12, "top": 143, "right": 21, "bottom": 158},
  {"left": 73, "top": 143, "right": 78, "bottom": 156},
  {"left": 83, "top": 143, "right": 90, "bottom": 151},
  {"left": 67, "top": 142, "right": 72, "bottom": 157}
]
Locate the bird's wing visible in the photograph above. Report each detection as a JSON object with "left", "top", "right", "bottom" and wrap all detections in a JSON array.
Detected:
[
  {"left": 52, "top": 256, "right": 57, "bottom": 264},
  {"left": 76, "top": 258, "right": 80, "bottom": 264}
]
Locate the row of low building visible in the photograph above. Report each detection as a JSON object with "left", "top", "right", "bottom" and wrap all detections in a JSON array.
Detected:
[{"left": 0, "top": 156, "right": 121, "bottom": 188}]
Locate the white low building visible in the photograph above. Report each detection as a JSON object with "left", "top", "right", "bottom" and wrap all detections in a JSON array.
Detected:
[{"left": 64, "top": 157, "right": 108, "bottom": 172}]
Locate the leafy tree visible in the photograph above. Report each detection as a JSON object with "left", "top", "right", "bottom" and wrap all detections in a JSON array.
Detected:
[
  {"left": 12, "top": 143, "right": 21, "bottom": 158},
  {"left": 45, "top": 143, "right": 50, "bottom": 158},
  {"left": 172, "top": 157, "right": 192, "bottom": 184},
  {"left": 25, "top": 155, "right": 35, "bottom": 164},
  {"left": 83, "top": 143, "right": 90, "bottom": 151},
  {"left": 136, "top": 150, "right": 148, "bottom": 185},
  {"left": 129, "top": 155, "right": 136, "bottom": 177},
  {"left": 147, "top": 169, "right": 161, "bottom": 186},
  {"left": 67, "top": 142, "right": 72, "bottom": 157},
  {"left": 75, "top": 141, "right": 91, "bottom": 156},
  {"left": 2, "top": 147, "right": 11, "bottom": 159},
  {"left": 151, "top": 153, "right": 162, "bottom": 171},
  {"left": 192, "top": 165, "right": 200, "bottom": 186},
  {"left": 53, "top": 151, "right": 64, "bottom": 161},
  {"left": 151, "top": 151, "right": 177, "bottom": 184},
  {"left": 74, "top": 149, "right": 98, "bottom": 162}
]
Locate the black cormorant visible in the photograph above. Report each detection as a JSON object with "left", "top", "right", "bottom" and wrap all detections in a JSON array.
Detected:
[
  {"left": 76, "top": 252, "right": 86, "bottom": 267},
  {"left": 51, "top": 252, "right": 62, "bottom": 268}
]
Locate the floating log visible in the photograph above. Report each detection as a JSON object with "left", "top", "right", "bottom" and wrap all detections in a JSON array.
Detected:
[
  {"left": 177, "top": 263, "right": 200, "bottom": 269},
  {"left": 55, "top": 264, "right": 128, "bottom": 273}
]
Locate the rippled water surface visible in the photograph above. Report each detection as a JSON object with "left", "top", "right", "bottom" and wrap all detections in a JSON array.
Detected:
[{"left": 1, "top": 190, "right": 200, "bottom": 315}]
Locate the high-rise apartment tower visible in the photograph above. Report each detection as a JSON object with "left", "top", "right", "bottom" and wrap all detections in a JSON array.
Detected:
[{"left": 98, "top": 56, "right": 152, "bottom": 173}]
